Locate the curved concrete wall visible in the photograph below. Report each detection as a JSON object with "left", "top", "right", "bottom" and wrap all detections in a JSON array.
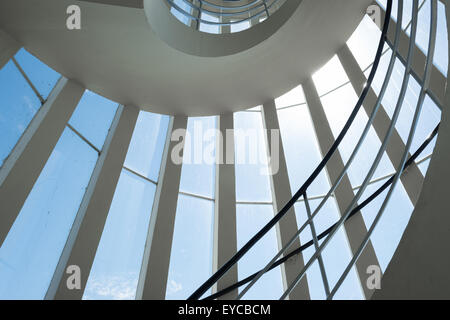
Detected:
[
  {"left": 0, "top": 0, "right": 371, "bottom": 116},
  {"left": 372, "top": 0, "right": 450, "bottom": 300},
  {"left": 144, "top": 0, "right": 302, "bottom": 57}
]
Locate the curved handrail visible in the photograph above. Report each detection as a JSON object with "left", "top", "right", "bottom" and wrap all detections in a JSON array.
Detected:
[
  {"left": 203, "top": 123, "right": 439, "bottom": 300},
  {"left": 237, "top": 0, "right": 403, "bottom": 299},
  {"left": 188, "top": 0, "right": 393, "bottom": 300},
  {"left": 280, "top": 0, "right": 419, "bottom": 300},
  {"left": 326, "top": 0, "right": 438, "bottom": 299}
]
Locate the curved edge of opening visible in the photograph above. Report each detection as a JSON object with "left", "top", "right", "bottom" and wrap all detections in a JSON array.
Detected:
[{"left": 143, "top": 0, "right": 303, "bottom": 57}]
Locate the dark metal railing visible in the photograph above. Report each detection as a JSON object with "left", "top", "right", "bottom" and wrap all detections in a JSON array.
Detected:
[
  {"left": 188, "top": 0, "right": 394, "bottom": 300},
  {"left": 190, "top": 0, "right": 439, "bottom": 300},
  {"left": 204, "top": 122, "right": 439, "bottom": 300}
]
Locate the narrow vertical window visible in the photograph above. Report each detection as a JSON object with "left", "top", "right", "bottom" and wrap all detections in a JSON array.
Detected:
[
  {"left": 84, "top": 111, "right": 169, "bottom": 300},
  {"left": 234, "top": 110, "right": 283, "bottom": 299},
  {"left": 0, "top": 89, "right": 121, "bottom": 299},
  {"left": 166, "top": 116, "right": 217, "bottom": 300},
  {"left": 0, "top": 49, "right": 61, "bottom": 167}
]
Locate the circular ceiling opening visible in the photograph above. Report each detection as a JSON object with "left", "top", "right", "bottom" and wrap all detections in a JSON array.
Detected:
[
  {"left": 144, "top": 0, "right": 302, "bottom": 57},
  {"left": 166, "top": 0, "right": 288, "bottom": 34}
]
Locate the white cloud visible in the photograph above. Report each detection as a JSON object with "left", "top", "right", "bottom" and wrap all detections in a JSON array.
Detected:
[
  {"left": 167, "top": 279, "right": 183, "bottom": 295},
  {"left": 84, "top": 273, "right": 138, "bottom": 300},
  {"left": 23, "top": 95, "right": 36, "bottom": 113}
]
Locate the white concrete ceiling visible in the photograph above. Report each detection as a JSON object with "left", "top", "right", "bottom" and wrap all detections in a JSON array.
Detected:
[{"left": 0, "top": 0, "right": 372, "bottom": 116}]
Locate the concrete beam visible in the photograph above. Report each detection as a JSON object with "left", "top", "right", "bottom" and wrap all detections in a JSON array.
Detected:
[
  {"left": 0, "top": 78, "right": 84, "bottom": 246},
  {"left": 46, "top": 105, "right": 139, "bottom": 300},
  {"left": 261, "top": 99, "right": 310, "bottom": 300},
  {"left": 212, "top": 113, "right": 238, "bottom": 300},
  {"left": 303, "top": 77, "right": 381, "bottom": 299},
  {"left": 136, "top": 116, "right": 188, "bottom": 300}
]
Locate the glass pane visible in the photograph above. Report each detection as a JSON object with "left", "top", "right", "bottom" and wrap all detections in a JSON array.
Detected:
[
  {"left": 366, "top": 46, "right": 394, "bottom": 95},
  {"left": 231, "top": 20, "right": 251, "bottom": 33},
  {"left": 378, "top": 0, "right": 447, "bottom": 75},
  {"left": 13, "top": 49, "right": 60, "bottom": 100},
  {"left": 295, "top": 198, "right": 364, "bottom": 300},
  {"left": 84, "top": 170, "right": 156, "bottom": 300},
  {"left": 347, "top": 15, "right": 382, "bottom": 71},
  {"left": 369, "top": 57, "right": 441, "bottom": 173},
  {"left": 275, "top": 84, "right": 306, "bottom": 109},
  {"left": 0, "top": 60, "right": 41, "bottom": 166},
  {"left": 179, "top": 116, "right": 216, "bottom": 198},
  {"left": 377, "top": 0, "right": 415, "bottom": 28},
  {"left": 0, "top": 128, "right": 98, "bottom": 299},
  {"left": 236, "top": 204, "right": 283, "bottom": 300},
  {"left": 246, "top": 105, "right": 261, "bottom": 112},
  {"left": 277, "top": 104, "right": 330, "bottom": 196},
  {"left": 200, "top": 12, "right": 220, "bottom": 34},
  {"left": 124, "top": 111, "right": 170, "bottom": 182},
  {"left": 369, "top": 58, "right": 416, "bottom": 138},
  {"left": 319, "top": 82, "right": 394, "bottom": 187},
  {"left": 358, "top": 177, "right": 414, "bottom": 272},
  {"left": 312, "top": 55, "right": 350, "bottom": 96},
  {"left": 413, "top": 94, "right": 441, "bottom": 175},
  {"left": 434, "top": 1, "right": 448, "bottom": 76},
  {"left": 412, "top": 94, "right": 441, "bottom": 159},
  {"left": 403, "top": 0, "right": 448, "bottom": 75},
  {"left": 405, "top": 0, "right": 431, "bottom": 56},
  {"left": 166, "top": 194, "right": 214, "bottom": 299},
  {"left": 293, "top": 203, "right": 326, "bottom": 300},
  {"left": 68, "top": 90, "right": 119, "bottom": 150},
  {"left": 171, "top": 0, "right": 191, "bottom": 26},
  {"left": 234, "top": 112, "right": 272, "bottom": 202}
]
